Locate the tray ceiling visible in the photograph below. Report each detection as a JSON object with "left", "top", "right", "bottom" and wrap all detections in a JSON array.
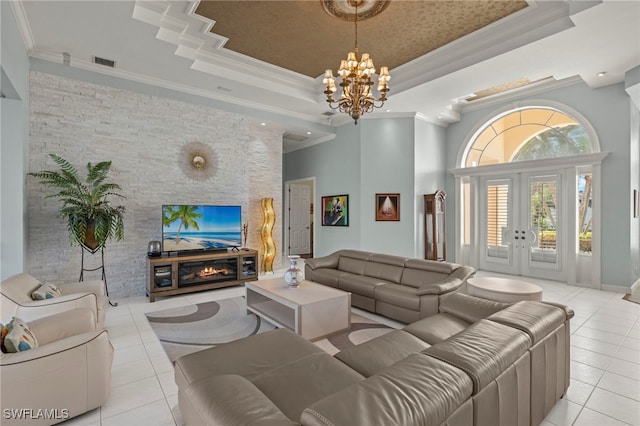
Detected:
[{"left": 194, "top": 0, "right": 528, "bottom": 78}]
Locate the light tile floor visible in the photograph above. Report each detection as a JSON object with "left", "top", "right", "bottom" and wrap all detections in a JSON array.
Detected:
[{"left": 62, "top": 272, "right": 640, "bottom": 426}]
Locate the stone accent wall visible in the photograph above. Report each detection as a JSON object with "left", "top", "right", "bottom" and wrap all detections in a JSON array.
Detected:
[{"left": 27, "top": 72, "right": 282, "bottom": 298}]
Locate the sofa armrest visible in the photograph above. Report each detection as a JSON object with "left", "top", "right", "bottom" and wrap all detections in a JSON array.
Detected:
[
  {"left": 305, "top": 252, "right": 340, "bottom": 270},
  {"left": 0, "top": 330, "right": 109, "bottom": 366},
  {"left": 449, "top": 265, "right": 476, "bottom": 282},
  {"left": 60, "top": 280, "right": 106, "bottom": 297},
  {"left": 182, "top": 374, "right": 299, "bottom": 426},
  {"left": 415, "top": 277, "right": 463, "bottom": 295},
  {"left": 14, "top": 293, "right": 98, "bottom": 323},
  {"left": 28, "top": 308, "right": 97, "bottom": 346},
  {"left": 542, "top": 301, "right": 575, "bottom": 319}
]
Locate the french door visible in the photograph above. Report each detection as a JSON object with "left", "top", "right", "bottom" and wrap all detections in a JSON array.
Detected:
[{"left": 479, "top": 170, "right": 567, "bottom": 281}]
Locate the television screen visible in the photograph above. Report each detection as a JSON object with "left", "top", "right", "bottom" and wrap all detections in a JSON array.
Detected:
[{"left": 162, "top": 205, "right": 242, "bottom": 253}]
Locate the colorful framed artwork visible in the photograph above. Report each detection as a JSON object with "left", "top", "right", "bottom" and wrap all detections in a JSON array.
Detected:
[
  {"left": 321, "top": 194, "right": 349, "bottom": 226},
  {"left": 376, "top": 193, "right": 400, "bottom": 221}
]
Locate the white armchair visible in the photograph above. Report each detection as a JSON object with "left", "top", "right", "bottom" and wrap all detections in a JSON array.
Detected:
[
  {"left": 0, "top": 308, "right": 113, "bottom": 425},
  {"left": 0, "top": 273, "right": 108, "bottom": 328}
]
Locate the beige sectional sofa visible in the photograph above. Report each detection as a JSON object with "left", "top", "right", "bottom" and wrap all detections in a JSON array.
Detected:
[
  {"left": 175, "top": 292, "right": 573, "bottom": 426},
  {"left": 304, "top": 250, "right": 476, "bottom": 323}
]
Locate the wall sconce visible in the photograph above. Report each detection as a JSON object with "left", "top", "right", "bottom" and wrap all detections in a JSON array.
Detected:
[{"left": 260, "top": 198, "right": 276, "bottom": 273}]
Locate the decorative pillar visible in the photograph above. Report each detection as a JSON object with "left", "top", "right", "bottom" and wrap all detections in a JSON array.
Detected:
[{"left": 260, "top": 198, "right": 276, "bottom": 273}]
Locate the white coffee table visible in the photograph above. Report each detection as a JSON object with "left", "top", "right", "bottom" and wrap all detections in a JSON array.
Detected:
[
  {"left": 467, "top": 276, "right": 543, "bottom": 302},
  {"left": 245, "top": 278, "right": 351, "bottom": 340}
]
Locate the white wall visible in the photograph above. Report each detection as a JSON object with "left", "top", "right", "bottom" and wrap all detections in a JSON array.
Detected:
[{"left": 27, "top": 72, "right": 283, "bottom": 297}]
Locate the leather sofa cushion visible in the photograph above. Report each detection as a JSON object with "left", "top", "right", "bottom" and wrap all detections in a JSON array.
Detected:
[
  {"left": 338, "top": 274, "right": 389, "bottom": 298},
  {"left": 400, "top": 268, "right": 450, "bottom": 288},
  {"left": 364, "top": 261, "right": 404, "bottom": 283},
  {"left": 374, "top": 284, "right": 420, "bottom": 310},
  {"left": 302, "top": 353, "right": 473, "bottom": 426},
  {"left": 368, "top": 253, "right": 407, "bottom": 267},
  {"left": 405, "top": 258, "right": 459, "bottom": 274},
  {"left": 307, "top": 268, "right": 346, "bottom": 288},
  {"left": 174, "top": 329, "right": 324, "bottom": 389},
  {"left": 487, "top": 301, "right": 567, "bottom": 345},
  {"left": 423, "top": 319, "right": 531, "bottom": 394},
  {"left": 183, "top": 374, "right": 299, "bottom": 426},
  {"left": 403, "top": 312, "right": 471, "bottom": 344},
  {"left": 252, "top": 352, "right": 363, "bottom": 422},
  {"left": 335, "top": 330, "right": 430, "bottom": 377},
  {"left": 338, "top": 256, "right": 367, "bottom": 275},
  {"left": 439, "top": 292, "right": 512, "bottom": 323},
  {"left": 335, "top": 250, "right": 371, "bottom": 275}
]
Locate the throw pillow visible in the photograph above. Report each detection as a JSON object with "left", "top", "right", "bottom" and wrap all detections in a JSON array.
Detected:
[
  {"left": 1, "top": 317, "right": 38, "bottom": 353},
  {"left": 31, "top": 282, "right": 62, "bottom": 300}
]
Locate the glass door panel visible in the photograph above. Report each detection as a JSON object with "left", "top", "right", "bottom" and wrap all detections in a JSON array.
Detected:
[
  {"left": 521, "top": 173, "right": 565, "bottom": 280},
  {"left": 480, "top": 177, "right": 517, "bottom": 274},
  {"left": 480, "top": 171, "right": 566, "bottom": 280}
]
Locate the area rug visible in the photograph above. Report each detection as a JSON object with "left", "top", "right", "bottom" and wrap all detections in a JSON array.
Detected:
[{"left": 145, "top": 297, "right": 392, "bottom": 362}]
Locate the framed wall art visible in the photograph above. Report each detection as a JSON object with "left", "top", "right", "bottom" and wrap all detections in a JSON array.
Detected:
[
  {"left": 376, "top": 193, "right": 400, "bottom": 221},
  {"left": 321, "top": 194, "right": 349, "bottom": 226}
]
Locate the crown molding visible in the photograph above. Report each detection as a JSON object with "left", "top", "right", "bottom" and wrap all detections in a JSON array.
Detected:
[
  {"left": 9, "top": 0, "right": 35, "bottom": 52},
  {"left": 390, "top": 1, "right": 578, "bottom": 96},
  {"left": 456, "top": 75, "right": 585, "bottom": 114},
  {"left": 28, "top": 48, "right": 329, "bottom": 126}
]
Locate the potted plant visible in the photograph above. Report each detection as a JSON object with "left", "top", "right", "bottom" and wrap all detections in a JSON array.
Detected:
[{"left": 29, "top": 154, "right": 126, "bottom": 252}]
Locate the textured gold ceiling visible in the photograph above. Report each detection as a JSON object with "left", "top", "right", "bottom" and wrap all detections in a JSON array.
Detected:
[{"left": 195, "top": 0, "right": 528, "bottom": 78}]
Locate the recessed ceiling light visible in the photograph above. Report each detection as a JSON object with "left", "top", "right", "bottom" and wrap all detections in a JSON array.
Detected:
[
  {"left": 306, "top": 131, "right": 311, "bottom": 135},
  {"left": 260, "top": 122, "right": 266, "bottom": 126},
  {"left": 385, "top": 109, "right": 391, "bottom": 113},
  {"left": 597, "top": 72, "right": 607, "bottom": 77}
]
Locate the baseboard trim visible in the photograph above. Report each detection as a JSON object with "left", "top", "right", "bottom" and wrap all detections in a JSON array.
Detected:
[{"left": 602, "top": 283, "right": 635, "bottom": 294}]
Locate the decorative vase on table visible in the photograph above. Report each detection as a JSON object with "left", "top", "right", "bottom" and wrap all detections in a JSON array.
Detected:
[{"left": 284, "top": 255, "right": 302, "bottom": 288}]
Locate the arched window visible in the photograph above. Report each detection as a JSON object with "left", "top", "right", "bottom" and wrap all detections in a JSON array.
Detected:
[
  {"left": 455, "top": 103, "right": 606, "bottom": 284},
  {"left": 463, "top": 107, "right": 593, "bottom": 167}
]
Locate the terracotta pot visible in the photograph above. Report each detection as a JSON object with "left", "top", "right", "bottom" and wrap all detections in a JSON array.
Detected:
[{"left": 82, "top": 221, "right": 101, "bottom": 253}]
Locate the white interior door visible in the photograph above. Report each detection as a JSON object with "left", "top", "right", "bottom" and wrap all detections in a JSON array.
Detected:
[
  {"left": 479, "top": 171, "right": 567, "bottom": 280},
  {"left": 288, "top": 183, "right": 311, "bottom": 255}
]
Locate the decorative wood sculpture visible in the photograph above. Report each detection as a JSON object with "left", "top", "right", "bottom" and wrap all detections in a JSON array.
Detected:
[{"left": 260, "top": 198, "right": 276, "bottom": 273}]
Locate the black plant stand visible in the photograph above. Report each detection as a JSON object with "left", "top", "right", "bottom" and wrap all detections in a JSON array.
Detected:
[{"left": 79, "top": 246, "right": 118, "bottom": 307}]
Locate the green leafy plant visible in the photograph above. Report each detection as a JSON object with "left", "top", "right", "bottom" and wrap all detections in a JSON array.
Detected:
[{"left": 28, "top": 154, "right": 126, "bottom": 250}]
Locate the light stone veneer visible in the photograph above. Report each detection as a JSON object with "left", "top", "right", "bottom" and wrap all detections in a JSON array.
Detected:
[{"left": 27, "top": 72, "right": 283, "bottom": 298}]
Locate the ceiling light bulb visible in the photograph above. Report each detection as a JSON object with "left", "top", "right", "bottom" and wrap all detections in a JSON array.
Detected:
[{"left": 597, "top": 72, "right": 607, "bottom": 77}]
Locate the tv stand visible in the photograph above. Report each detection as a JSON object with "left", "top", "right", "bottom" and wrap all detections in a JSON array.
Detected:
[{"left": 147, "top": 249, "right": 258, "bottom": 302}]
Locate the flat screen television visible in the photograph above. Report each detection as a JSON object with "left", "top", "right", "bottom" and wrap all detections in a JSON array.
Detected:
[{"left": 162, "top": 205, "right": 242, "bottom": 254}]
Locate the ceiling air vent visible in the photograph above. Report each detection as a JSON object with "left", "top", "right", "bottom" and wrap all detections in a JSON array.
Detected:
[{"left": 93, "top": 56, "right": 116, "bottom": 68}]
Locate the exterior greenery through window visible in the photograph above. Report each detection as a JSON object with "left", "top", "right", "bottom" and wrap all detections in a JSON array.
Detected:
[{"left": 465, "top": 107, "right": 594, "bottom": 254}]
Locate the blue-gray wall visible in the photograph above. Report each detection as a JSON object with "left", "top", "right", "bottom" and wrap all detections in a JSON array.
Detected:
[
  {"left": 286, "top": 82, "right": 635, "bottom": 288},
  {"left": 445, "top": 82, "right": 632, "bottom": 288},
  {"left": 284, "top": 116, "right": 447, "bottom": 258},
  {"left": 1, "top": 1, "right": 30, "bottom": 279}
]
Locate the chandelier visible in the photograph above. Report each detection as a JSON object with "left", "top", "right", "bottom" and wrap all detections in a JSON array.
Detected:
[{"left": 322, "top": 1, "right": 390, "bottom": 125}]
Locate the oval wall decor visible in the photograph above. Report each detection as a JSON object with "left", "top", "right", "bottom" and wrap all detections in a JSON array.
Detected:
[{"left": 179, "top": 141, "right": 216, "bottom": 181}]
